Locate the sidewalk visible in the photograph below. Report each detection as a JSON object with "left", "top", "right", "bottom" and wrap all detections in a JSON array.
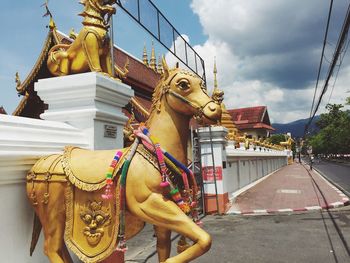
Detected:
[{"left": 227, "top": 162, "right": 349, "bottom": 215}]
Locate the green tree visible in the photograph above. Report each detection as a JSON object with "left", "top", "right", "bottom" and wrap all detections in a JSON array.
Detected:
[
  {"left": 309, "top": 102, "right": 350, "bottom": 154},
  {"left": 268, "top": 134, "right": 287, "bottom": 145}
]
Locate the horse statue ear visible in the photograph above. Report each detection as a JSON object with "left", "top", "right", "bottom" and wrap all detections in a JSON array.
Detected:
[
  {"left": 162, "top": 56, "right": 169, "bottom": 80},
  {"left": 175, "top": 62, "right": 179, "bottom": 68}
]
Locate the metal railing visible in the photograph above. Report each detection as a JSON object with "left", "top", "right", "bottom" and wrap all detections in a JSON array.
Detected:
[{"left": 115, "top": 0, "right": 206, "bottom": 82}]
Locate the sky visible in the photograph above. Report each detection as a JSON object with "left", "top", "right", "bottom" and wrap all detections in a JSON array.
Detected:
[{"left": 1, "top": 0, "right": 350, "bottom": 123}]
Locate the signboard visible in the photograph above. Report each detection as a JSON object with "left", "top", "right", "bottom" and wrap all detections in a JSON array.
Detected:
[
  {"left": 104, "top": 125, "right": 117, "bottom": 138},
  {"left": 202, "top": 166, "right": 222, "bottom": 181}
]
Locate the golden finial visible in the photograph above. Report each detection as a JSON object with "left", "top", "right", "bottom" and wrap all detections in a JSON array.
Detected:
[
  {"left": 15, "top": 72, "right": 21, "bottom": 88},
  {"left": 142, "top": 43, "right": 149, "bottom": 66},
  {"left": 42, "top": 1, "right": 56, "bottom": 30},
  {"left": 157, "top": 55, "right": 163, "bottom": 74},
  {"left": 150, "top": 41, "right": 157, "bottom": 71}
]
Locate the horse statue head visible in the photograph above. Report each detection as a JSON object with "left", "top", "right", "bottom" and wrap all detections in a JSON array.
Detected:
[{"left": 148, "top": 57, "right": 222, "bottom": 126}]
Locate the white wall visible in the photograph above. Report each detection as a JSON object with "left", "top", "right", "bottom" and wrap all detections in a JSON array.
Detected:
[{"left": 0, "top": 115, "right": 89, "bottom": 262}]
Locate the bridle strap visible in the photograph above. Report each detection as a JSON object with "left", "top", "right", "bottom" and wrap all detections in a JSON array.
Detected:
[
  {"left": 165, "top": 89, "right": 218, "bottom": 122},
  {"left": 162, "top": 71, "right": 218, "bottom": 121}
]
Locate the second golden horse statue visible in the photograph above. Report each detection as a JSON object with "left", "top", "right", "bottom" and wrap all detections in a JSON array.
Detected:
[
  {"left": 27, "top": 58, "right": 222, "bottom": 263},
  {"left": 47, "top": 0, "right": 128, "bottom": 80}
]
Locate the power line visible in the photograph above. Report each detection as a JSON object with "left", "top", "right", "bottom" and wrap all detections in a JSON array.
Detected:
[
  {"left": 309, "top": 0, "right": 334, "bottom": 120},
  {"left": 305, "top": 2, "right": 350, "bottom": 136},
  {"left": 327, "top": 33, "right": 350, "bottom": 104}
]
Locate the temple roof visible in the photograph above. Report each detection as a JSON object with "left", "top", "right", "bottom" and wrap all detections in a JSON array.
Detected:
[
  {"left": 13, "top": 26, "right": 160, "bottom": 118},
  {"left": 228, "top": 106, "right": 275, "bottom": 131}
]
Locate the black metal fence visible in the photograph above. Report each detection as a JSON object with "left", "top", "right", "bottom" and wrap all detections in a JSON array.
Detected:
[{"left": 116, "top": 0, "right": 206, "bottom": 82}]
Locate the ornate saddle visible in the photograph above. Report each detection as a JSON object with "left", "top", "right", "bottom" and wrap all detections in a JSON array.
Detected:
[
  {"left": 62, "top": 146, "right": 128, "bottom": 191},
  {"left": 28, "top": 146, "right": 132, "bottom": 262}
]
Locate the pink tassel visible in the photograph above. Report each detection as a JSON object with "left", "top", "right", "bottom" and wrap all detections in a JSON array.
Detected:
[
  {"left": 102, "top": 184, "right": 113, "bottom": 200},
  {"left": 160, "top": 180, "right": 170, "bottom": 188},
  {"left": 195, "top": 220, "right": 203, "bottom": 227},
  {"left": 116, "top": 239, "right": 128, "bottom": 252}
]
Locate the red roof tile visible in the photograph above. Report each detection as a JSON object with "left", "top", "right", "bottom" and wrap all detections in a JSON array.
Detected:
[
  {"left": 227, "top": 106, "right": 274, "bottom": 131},
  {"left": 228, "top": 106, "right": 267, "bottom": 124}
]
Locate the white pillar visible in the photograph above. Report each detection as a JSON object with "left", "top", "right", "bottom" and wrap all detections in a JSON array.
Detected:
[
  {"left": 198, "top": 126, "right": 228, "bottom": 213},
  {"left": 35, "top": 72, "right": 134, "bottom": 150}
]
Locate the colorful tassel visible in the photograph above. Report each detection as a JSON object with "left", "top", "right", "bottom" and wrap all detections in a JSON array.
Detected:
[
  {"left": 134, "top": 125, "right": 201, "bottom": 222},
  {"left": 116, "top": 235, "right": 128, "bottom": 252},
  {"left": 102, "top": 150, "right": 123, "bottom": 200}
]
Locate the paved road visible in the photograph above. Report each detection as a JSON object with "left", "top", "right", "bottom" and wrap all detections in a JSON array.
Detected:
[
  {"left": 312, "top": 160, "right": 350, "bottom": 196},
  {"left": 126, "top": 208, "right": 350, "bottom": 263}
]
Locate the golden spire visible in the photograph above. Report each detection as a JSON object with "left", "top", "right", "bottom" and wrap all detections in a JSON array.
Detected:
[
  {"left": 157, "top": 55, "right": 163, "bottom": 74},
  {"left": 211, "top": 57, "right": 239, "bottom": 140},
  {"left": 142, "top": 43, "right": 149, "bottom": 66},
  {"left": 213, "top": 56, "right": 218, "bottom": 89},
  {"left": 150, "top": 41, "right": 157, "bottom": 71}
]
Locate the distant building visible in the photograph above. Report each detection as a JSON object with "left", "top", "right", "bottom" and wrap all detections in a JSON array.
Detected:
[
  {"left": 0, "top": 106, "right": 7, "bottom": 115},
  {"left": 228, "top": 106, "right": 275, "bottom": 139}
]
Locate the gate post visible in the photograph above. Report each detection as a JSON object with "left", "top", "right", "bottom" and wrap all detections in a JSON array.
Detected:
[{"left": 198, "top": 126, "right": 228, "bottom": 213}]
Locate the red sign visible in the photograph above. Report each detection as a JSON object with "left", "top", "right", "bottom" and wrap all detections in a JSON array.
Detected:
[{"left": 202, "top": 166, "right": 222, "bottom": 181}]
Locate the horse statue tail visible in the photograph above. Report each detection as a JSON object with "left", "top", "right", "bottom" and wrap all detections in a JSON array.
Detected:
[{"left": 30, "top": 213, "right": 42, "bottom": 256}]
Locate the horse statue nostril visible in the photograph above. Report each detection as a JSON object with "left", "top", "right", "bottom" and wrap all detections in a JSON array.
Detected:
[{"left": 208, "top": 104, "right": 217, "bottom": 112}]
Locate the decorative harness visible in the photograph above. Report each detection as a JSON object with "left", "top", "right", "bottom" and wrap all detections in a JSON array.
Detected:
[
  {"left": 101, "top": 124, "right": 202, "bottom": 252},
  {"left": 100, "top": 71, "right": 214, "bottom": 252}
]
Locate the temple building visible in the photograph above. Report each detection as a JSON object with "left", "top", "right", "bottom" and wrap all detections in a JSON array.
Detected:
[{"left": 228, "top": 106, "right": 275, "bottom": 139}]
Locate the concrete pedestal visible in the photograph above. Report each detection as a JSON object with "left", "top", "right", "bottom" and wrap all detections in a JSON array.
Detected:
[{"left": 35, "top": 72, "right": 134, "bottom": 150}]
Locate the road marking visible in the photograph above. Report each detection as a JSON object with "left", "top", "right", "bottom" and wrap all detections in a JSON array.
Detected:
[
  {"left": 305, "top": 206, "right": 322, "bottom": 210},
  {"left": 253, "top": 209, "right": 268, "bottom": 214},
  {"left": 286, "top": 174, "right": 308, "bottom": 179},
  {"left": 278, "top": 208, "right": 293, "bottom": 212},
  {"left": 277, "top": 189, "right": 301, "bottom": 194},
  {"left": 330, "top": 202, "right": 344, "bottom": 208},
  {"left": 226, "top": 210, "right": 241, "bottom": 215}
]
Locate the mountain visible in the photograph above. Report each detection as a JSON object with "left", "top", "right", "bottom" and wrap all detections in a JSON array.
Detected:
[{"left": 272, "top": 116, "right": 320, "bottom": 138}]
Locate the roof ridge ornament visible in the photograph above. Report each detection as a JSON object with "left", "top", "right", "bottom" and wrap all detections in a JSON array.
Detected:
[{"left": 41, "top": 0, "right": 56, "bottom": 30}]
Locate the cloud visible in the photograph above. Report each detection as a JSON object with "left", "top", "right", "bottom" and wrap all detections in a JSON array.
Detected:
[{"left": 189, "top": 0, "right": 350, "bottom": 123}]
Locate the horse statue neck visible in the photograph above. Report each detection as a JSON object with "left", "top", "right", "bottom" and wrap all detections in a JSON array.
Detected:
[{"left": 147, "top": 95, "right": 190, "bottom": 164}]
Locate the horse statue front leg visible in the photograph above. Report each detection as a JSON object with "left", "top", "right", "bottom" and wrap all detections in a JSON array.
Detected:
[
  {"left": 127, "top": 192, "right": 211, "bottom": 263},
  {"left": 154, "top": 226, "right": 172, "bottom": 262}
]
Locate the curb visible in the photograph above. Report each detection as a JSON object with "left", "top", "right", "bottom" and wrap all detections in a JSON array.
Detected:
[{"left": 227, "top": 199, "right": 350, "bottom": 215}]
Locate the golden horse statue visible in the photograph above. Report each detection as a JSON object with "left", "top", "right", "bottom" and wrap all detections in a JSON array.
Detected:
[
  {"left": 47, "top": 0, "right": 128, "bottom": 79},
  {"left": 27, "top": 59, "right": 222, "bottom": 263}
]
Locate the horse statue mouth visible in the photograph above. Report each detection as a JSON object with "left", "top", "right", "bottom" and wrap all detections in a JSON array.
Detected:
[{"left": 197, "top": 102, "right": 222, "bottom": 125}]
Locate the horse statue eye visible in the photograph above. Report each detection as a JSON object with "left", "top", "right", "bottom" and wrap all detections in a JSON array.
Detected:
[{"left": 177, "top": 80, "right": 190, "bottom": 90}]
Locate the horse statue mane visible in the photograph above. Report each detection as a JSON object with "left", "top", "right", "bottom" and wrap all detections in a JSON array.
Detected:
[{"left": 47, "top": 0, "right": 128, "bottom": 79}]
